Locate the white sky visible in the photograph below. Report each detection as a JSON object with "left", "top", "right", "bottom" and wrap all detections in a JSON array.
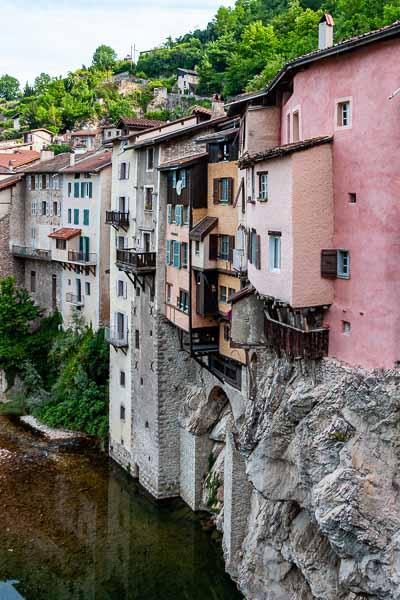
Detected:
[{"left": 0, "top": 0, "right": 235, "bottom": 86}]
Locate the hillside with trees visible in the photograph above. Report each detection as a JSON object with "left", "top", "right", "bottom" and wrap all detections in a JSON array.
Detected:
[{"left": 0, "top": 0, "right": 398, "bottom": 136}]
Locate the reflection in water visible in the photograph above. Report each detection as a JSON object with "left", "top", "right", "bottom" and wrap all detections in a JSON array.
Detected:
[{"left": 0, "top": 417, "right": 242, "bottom": 600}]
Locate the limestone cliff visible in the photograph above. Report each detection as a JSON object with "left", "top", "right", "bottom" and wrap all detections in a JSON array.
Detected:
[{"left": 234, "top": 353, "right": 400, "bottom": 599}]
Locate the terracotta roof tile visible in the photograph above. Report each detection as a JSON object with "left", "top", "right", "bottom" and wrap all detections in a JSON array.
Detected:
[
  {"left": 48, "top": 228, "right": 81, "bottom": 240},
  {"left": 189, "top": 216, "right": 218, "bottom": 241},
  {"left": 191, "top": 106, "right": 212, "bottom": 116},
  {"left": 71, "top": 129, "right": 101, "bottom": 136},
  {"left": 239, "top": 136, "right": 333, "bottom": 168},
  {"left": 158, "top": 152, "right": 208, "bottom": 171},
  {"left": 22, "top": 152, "right": 72, "bottom": 173},
  {"left": 62, "top": 151, "right": 112, "bottom": 173},
  {"left": 118, "top": 117, "right": 166, "bottom": 129},
  {"left": 0, "top": 150, "right": 40, "bottom": 169},
  {"left": 0, "top": 174, "right": 23, "bottom": 191}
]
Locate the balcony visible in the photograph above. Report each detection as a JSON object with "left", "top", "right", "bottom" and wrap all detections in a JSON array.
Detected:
[
  {"left": 105, "top": 211, "right": 130, "bottom": 228},
  {"left": 116, "top": 249, "right": 156, "bottom": 273},
  {"left": 12, "top": 245, "right": 51, "bottom": 261},
  {"left": 191, "top": 327, "right": 219, "bottom": 355},
  {"left": 209, "top": 354, "right": 242, "bottom": 390},
  {"left": 105, "top": 327, "right": 129, "bottom": 349},
  {"left": 264, "top": 315, "right": 329, "bottom": 360},
  {"left": 65, "top": 293, "right": 84, "bottom": 306},
  {"left": 232, "top": 249, "right": 247, "bottom": 274},
  {"left": 67, "top": 251, "right": 97, "bottom": 266}
]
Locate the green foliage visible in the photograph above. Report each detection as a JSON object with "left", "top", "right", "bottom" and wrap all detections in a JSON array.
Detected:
[
  {"left": 206, "top": 472, "right": 222, "bottom": 512},
  {"left": 47, "top": 143, "right": 72, "bottom": 155},
  {"left": 92, "top": 45, "right": 117, "bottom": 71},
  {"left": 0, "top": 74, "right": 20, "bottom": 100}
]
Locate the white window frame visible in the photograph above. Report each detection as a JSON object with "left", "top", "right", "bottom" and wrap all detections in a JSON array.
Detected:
[
  {"left": 337, "top": 249, "right": 350, "bottom": 279},
  {"left": 269, "top": 235, "right": 281, "bottom": 272},
  {"left": 146, "top": 147, "right": 155, "bottom": 171},
  {"left": 335, "top": 97, "right": 352, "bottom": 130}
]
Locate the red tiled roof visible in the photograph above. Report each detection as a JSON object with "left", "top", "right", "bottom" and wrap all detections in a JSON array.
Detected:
[
  {"left": 191, "top": 106, "right": 212, "bottom": 116},
  {"left": 62, "top": 151, "right": 111, "bottom": 173},
  {"left": 0, "top": 174, "right": 22, "bottom": 191},
  {"left": 118, "top": 117, "right": 166, "bottom": 129},
  {"left": 189, "top": 216, "right": 218, "bottom": 241},
  {"left": 21, "top": 152, "right": 72, "bottom": 173},
  {"left": 158, "top": 151, "right": 208, "bottom": 171},
  {"left": 48, "top": 228, "right": 81, "bottom": 240},
  {"left": 239, "top": 136, "right": 333, "bottom": 168},
  {"left": 71, "top": 129, "right": 101, "bottom": 137},
  {"left": 0, "top": 150, "right": 40, "bottom": 169}
]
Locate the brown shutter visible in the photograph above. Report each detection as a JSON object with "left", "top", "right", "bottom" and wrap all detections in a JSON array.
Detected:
[
  {"left": 321, "top": 249, "right": 338, "bottom": 278},
  {"left": 256, "top": 235, "right": 261, "bottom": 270},
  {"left": 209, "top": 234, "right": 218, "bottom": 260},
  {"left": 227, "top": 178, "right": 234, "bottom": 204},
  {"left": 228, "top": 235, "right": 235, "bottom": 262},
  {"left": 213, "top": 178, "right": 219, "bottom": 204}
]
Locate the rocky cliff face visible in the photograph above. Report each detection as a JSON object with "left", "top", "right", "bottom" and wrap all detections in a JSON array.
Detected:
[{"left": 234, "top": 352, "right": 400, "bottom": 599}]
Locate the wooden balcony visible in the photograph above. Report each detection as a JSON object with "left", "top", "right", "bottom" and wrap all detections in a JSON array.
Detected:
[
  {"left": 105, "top": 211, "right": 129, "bottom": 228},
  {"left": 116, "top": 249, "right": 156, "bottom": 273},
  {"left": 65, "top": 293, "right": 84, "bottom": 306},
  {"left": 105, "top": 327, "right": 129, "bottom": 349},
  {"left": 12, "top": 245, "right": 51, "bottom": 261},
  {"left": 67, "top": 251, "right": 97, "bottom": 266},
  {"left": 191, "top": 327, "right": 219, "bottom": 355},
  {"left": 264, "top": 315, "right": 329, "bottom": 360}
]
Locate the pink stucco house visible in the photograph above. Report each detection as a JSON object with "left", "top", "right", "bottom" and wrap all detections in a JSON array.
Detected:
[{"left": 228, "top": 18, "right": 400, "bottom": 369}]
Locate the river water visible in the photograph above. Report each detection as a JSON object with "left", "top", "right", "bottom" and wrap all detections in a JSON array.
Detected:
[{"left": 0, "top": 416, "right": 243, "bottom": 600}]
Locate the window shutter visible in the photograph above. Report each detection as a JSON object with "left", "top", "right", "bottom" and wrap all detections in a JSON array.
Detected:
[
  {"left": 74, "top": 182, "right": 79, "bottom": 198},
  {"left": 57, "top": 202, "right": 61, "bottom": 216},
  {"left": 118, "top": 164, "right": 122, "bottom": 179},
  {"left": 46, "top": 175, "right": 50, "bottom": 189},
  {"left": 213, "top": 179, "right": 219, "bottom": 204},
  {"left": 26, "top": 177, "right": 31, "bottom": 191},
  {"left": 180, "top": 243, "right": 185, "bottom": 266},
  {"left": 247, "top": 230, "right": 252, "bottom": 262},
  {"left": 68, "top": 182, "right": 71, "bottom": 197},
  {"left": 88, "top": 182, "right": 93, "bottom": 198},
  {"left": 46, "top": 202, "right": 50, "bottom": 217},
  {"left": 228, "top": 236, "right": 235, "bottom": 262},
  {"left": 321, "top": 249, "right": 338, "bottom": 278},
  {"left": 167, "top": 204, "right": 172, "bottom": 224},
  {"left": 126, "top": 162, "right": 130, "bottom": 179},
  {"left": 227, "top": 178, "right": 234, "bottom": 204},
  {"left": 208, "top": 144, "right": 219, "bottom": 163},
  {"left": 176, "top": 204, "right": 182, "bottom": 225},
  {"left": 256, "top": 235, "right": 261, "bottom": 270},
  {"left": 166, "top": 240, "right": 171, "bottom": 265},
  {"left": 209, "top": 234, "right": 218, "bottom": 260}
]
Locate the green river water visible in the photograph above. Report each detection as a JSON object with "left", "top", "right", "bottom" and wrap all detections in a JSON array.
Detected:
[{"left": 0, "top": 416, "right": 243, "bottom": 600}]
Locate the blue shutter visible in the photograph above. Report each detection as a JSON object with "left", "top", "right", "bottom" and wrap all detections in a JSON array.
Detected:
[
  {"left": 173, "top": 241, "right": 181, "bottom": 267},
  {"left": 181, "top": 170, "right": 187, "bottom": 188},
  {"left": 166, "top": 240, "right": 171, "bottom": 264},
  {"left": 74, "top": 209, "right": 79, "bottom": 225},
  {"left": 167, "top": 204, "right": 172, "bottom": 224},
  {"left": 175, "top": 205, "right": 182, "bottom": 225},
  {"left": 83, "top": 209, "right": 89, "bottom": 226},
  {"left": 88, "top": 182, "right": 93, "bottom": 198},
  {"left": 74, "top": 182, "right": 79, "bottom": 198},
  {"left": 172, "top": 171, "right": 177, "bottom": 188}
]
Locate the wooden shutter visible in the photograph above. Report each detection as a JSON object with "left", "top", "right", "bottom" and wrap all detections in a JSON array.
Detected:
[
  {"left": 233, "top": 177, "right": 244, "bottom": 208},
  {"left": 176, "top": 205, "right": 182, "bottom": 225},
  {"left": 321, "top": 249, "right": 338, "bottom": 278},
  {"left": 227, "top": 178, "right": 234, "bottom": 204},
  {"left": 167, "top": 205, "right": 172, "bottom": 224},
  {"left": 213, "top": 179, "right": 219, "bottom": 204},
  {"left": 209, "top": 234, "right": 218, "bottom": 260},
  {"left": 256, "top": 235, "right": 261, "bottom": 270},
  {"left": 208, "top": 144, "right": 219, "bottom": 163},
  {"left": 228, "top": 236, "right": 235, "bottom": 262}
]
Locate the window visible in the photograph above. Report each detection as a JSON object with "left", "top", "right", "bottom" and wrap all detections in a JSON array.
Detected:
[
  {"left": 337, "top": 250, "right": 350, "bottom": 279},
  {"left": 348, "top": 193, "right": 357, "bottom": 204},
  {"left": 337, "top": 100, "right": 351, "bottom": 128},
  {"left": 144, "top": 187, "right": 153, "bottom": 211},
  {"left": 182, "top": 242, "right": 188, "bottom": 268},
  {"left": 41, "top": 174, "right": 47, "bottom": 190},
  {"left": 147, "top": 147, "right": 154, "bottom": 170},
  {"left": 120, "top": 404, "right": 126, "bottom": 421},
  {"left": 258, "top": 172, "right": 268, "bottom": 201},
  {"left": 56, "top": 239, "right": 66, "bottom": 250},
  {"left": 74, "top": 173, "right": 80, "bottom": 180},
  {"left": 219, "top": 235, "right": 230, "bottom": 260},
  {"left": 68, "top": 208, "right": 72, "bottom": 224},
  {"left": 53, "top": 201, "right": 58, "bottom": 216},
  {"left": 213, "top": 177, "right": 233, "bottom": 204},
  {"left": 68, "top": 182, "right": 72, "bottom": 197},
  {"left": 31, "top": 200, "right": 37, "bottom": 217},
  {"left": 30, "top": 175, "right": 36, "bottom": 191},
  {"left": 83, "top": 209, "right": 89, "bottom": 226},
  {"left": 342, "top": 321, "right": 351, "bottom": 335},
  {"left": 220, "top": 286, "right": 227, "bottom": 303},
  {"left": 182, "top": 205, "right": 189, "bottom": 225},
  {"left": 292, "top": 110, "right": 300, "bottom": 142},
  {"left": 178, "top": 290, "right": 189, "bottom": 313},
  {"left": 166, "top": 283, "right": 172, "bottom": 304},
  {"left": 120, "top": 371, "right": 126, "bottom": 387},
  {"left": 53, "top": 175, "right": 59, "bottom": 190},
  {"left": 117, "top": 280, "right": 125, "bottom": 297},
  {"left": 228, "top": 288, "right": 235, "bottom": 301},
  {"left": 195, "top": 241, "right": 200, "bottom": 256},
  {"left": 286, "top": 113, "right": 291, "bottom": 144},
  {"left": 135, "top": 329, "right": 140, "bottom": 349},
  {"left": 269, "top": 234, "right": 281, "bottom": 272},
  {"left": 30, "top": 270, "right": 36, "bottom": 292},
  {"left": 74, "top": 182, "right": 80, "bottom": 198},
  {"left": 119, "top": 162, "right": 129, "bottom": 180},
  {"left": 173, "top": 240, "right": 181, "bottom": 268},
  {"left": 175, "top": 205, "right": 182, "bottom": 225},
  {"left": 116, "top": 312, "right": 126, "bottom": 340},
  {"left": 84, "top": 172, "right": 91, "bottom": 179},
  {"left": 41, "top": 201, "right": 47, "bottom": 216},
  {"left": 74, "top": 208, "right": 79, "bottom": 225}
]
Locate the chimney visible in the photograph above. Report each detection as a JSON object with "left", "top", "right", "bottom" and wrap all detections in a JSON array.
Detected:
[
  {"left": 212, "top": 94, "right": 226, "bottom": 118},
  {"left": 69, "top": 151, "right": 76, "bottom": 166},
  {"left": 318, "top": 14, "right": 335, "bottom": 50},
  {"left": 40, "top": 149, "right": 54, "bottom": 162}
]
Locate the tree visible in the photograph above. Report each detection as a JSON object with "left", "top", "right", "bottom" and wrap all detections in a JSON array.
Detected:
[
  {"left": 0, "top": 277, "right": 41, "bottom": 380},
  {"left": 0, "top": 74, "right": 20, "bottom": 100},
  {"left": 92, "top": 45, "right": 117, "bottom": 71},
  {"left": 34, "top": 72, "right": 53, "bottom": 94}
]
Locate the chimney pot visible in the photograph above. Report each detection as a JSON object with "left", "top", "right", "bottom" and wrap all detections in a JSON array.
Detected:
[
  {"left": 211, "top": 93, "right": 226, "bottom": 119},
  {"left": 318, "top": 14, "right": 335, "bottom": 50},
  {"left": 69, "top": 152, "right": 76, "bottom": 166}
]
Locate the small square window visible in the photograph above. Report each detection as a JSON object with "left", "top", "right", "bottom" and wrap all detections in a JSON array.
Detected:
[
  {"left": 337, "top": 250, "right": 350, "bottom": 279},
  {"left": 85, "top": 282, "right": 91, "bottom": 296},
  {"left": 348, "top": 193, "right": 357, "bottom": 204},
  {"left": 337, "top": 101, "right": 351, "bottom": 128},
  {"left": 135, "top": 329, "right": 140, "bottom": 349},
  {"left": 342, "top": 321, "right": 351, "bottom": 335},
  {"left": 117, "top": 280, "right": 125, "bottom": 297},
  {"left": 269, "top": 235, "right": 281, "bottom": 272},
  {"left": 120, "top": 371, "right": 126, "bottom": 387}
]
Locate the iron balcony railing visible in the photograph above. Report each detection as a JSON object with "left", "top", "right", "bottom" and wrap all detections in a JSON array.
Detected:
[
  {"left": 68, "top": 251, "right": 97, "bottom": 265},
  {"left": 65, "top": 293, "right": 84, "bottom": 306},
  {"left": 116, "top": 249, "right": 156, "bottom": 272},
  {"left": 12, "top": 245, "right": 51, "bottom": 261},
  {"left": 105, "top": 327, "right": 129, "bottom": 348},
  {"left": 232, "top": 249, "right": 247, "bottom": 273},
  {"left": 105, "top": 211, "right": 130, "bottom": 227}
]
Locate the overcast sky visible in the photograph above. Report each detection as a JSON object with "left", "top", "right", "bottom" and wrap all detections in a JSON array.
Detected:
[{"left": 0, "top": 0, "right": 234, "bottom": 87}]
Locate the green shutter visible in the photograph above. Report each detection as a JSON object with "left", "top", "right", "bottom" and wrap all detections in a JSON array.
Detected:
[
  {"left": 74, "top": 208, "right": 79, "bottom": 225},
  {"left": 83, "top": 209, "right": 89, "bottom": 226},
  {"left": 68, "top": 182, "right": 72, "bottom": 197},
  {"left": 88, "top": 182, "right": 93, "bottom": 198},
  {"left": 74, "top": 182, "right": 79, "bottom": 198},
  {"left": 173, "top": 241, "right": 181, "bottom": 268},
  {"left": 166, "top": 240, "right": 171, "bottom": 264},
  {"left": 181, "top": 170, "right": 187, "bottom": 188},
  {"left": 175, "top": 205, "right": 182, "bottom": 225},
  {"left": 167, "top": 204, "right": 172, "bottom": 224}
]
